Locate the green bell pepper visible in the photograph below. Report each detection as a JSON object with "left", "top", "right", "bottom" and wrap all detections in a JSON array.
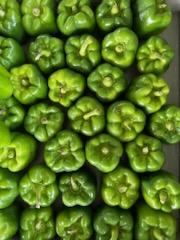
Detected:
[
  {"left": 48, "top": 68, "right": 85, "bottom": 108},
  {"left": 102, "top": 166, "right": 140, "bottom": 209},
  {"left": 102, "top": 27, "right": 138, "bottom": 68},
  {"left": 44, "top": 130, "right": 85, "bottom": 173},
  {"left": 0, "top": 0, "right": 24, "bottom": 41},
  {"left": 28, "top": 34, "right": 65, "bottom": 74},
  {"left": 0, "top": 65, "right": 12, "bottom": 99},
  {"left": 107, "top": 100, "right": 146, "bottom": 142},
  {"left": 68, "top": 96, "right": 105, "bottom": 136},
  {"left": 56, "top": 207, "right": 93, "bottom": 240},
  {"left": 86, "top": 133, "right": 123, "bottom": 173},
  {"left": 87, "top": 63, "right": 127, "bottom": 102},
  {"left": 24, "top": 102, "right": 64, "bottom": 142},
  {"left": 21, "top": 0, "right": 57, "bottom": 36},
  {"left": 126, "top": 134, "right": 165, "bottom": 173},
  {"left": 0, "top": 120, "right": 10, "bottom": 147},
  {"left": 142, "top": 171, "right": 180, "bottom": 212},
  {"left": 127, "top": 74, "right": 170, "bottom": 114},
  {"left": 0, "top": 96, "right": 25, "bottom": 129},
  {"left": 19, "top": 164, "right": 59, "bottom": 208},
  {"left": 134, "top": 0, "right": 172, "bottom": 37},
  {"left": 57, "top": 0, "right": 95, "bottom": 36},
  {"left": 59, "top": 171, "right": 96, "bottom": 207},
  {"left": 94, "top": 205, "right": 133, "bottom": 240},
  {"left": 65, "top": 34, "right": 101, "bottom": 74},
  {"left": 136, "top": 203, "right": 176, "bottom": 240},
  {"left": 20, "top": 207, "right": 55, "bottom": 240},
  {"left": 137, "top": 36, "right": 174, "bottom": 74},
  {"left": 0, "top": 132, "right": 37, "bottom": 172},
  {"left": 149, "top": 105, "right": 180, "bottom": 144},
  {"left": 10, "top": 64, "right": 48, "bottom": 105}
]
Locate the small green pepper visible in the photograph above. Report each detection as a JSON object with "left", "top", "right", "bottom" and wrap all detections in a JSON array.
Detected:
[{"left": 0, "top": 65, "right": 13, "bottom": 100}]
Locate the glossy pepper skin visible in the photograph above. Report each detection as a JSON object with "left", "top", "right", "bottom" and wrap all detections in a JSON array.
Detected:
[
  {"left": 137, "top": 36, "right": 174, "bottom": 75},
  {"left": 65, "top": 34, "right": 101, "bottom": 74},
  {"left": 94, "top": 205, "right": 133, "bottom": 240},
  {"left": 127, "top": 74, "right": 170, "bottom": 114},
  {"left": 57, "top": 0, "right": 95, "bottom": 36},
  {"left": 48, "top": 68, "right": 85, "bottom": 108},
  {"left": 102, "top": 27, "right": 138, "bottom": 68},
  {"left": 56, "top": 207, "right": 93, "bottom": 240},
  {"left": 0, "top": 120, "right": 10, "bottom": 147},
  {"left": 136, "top": 203, "right": 176, "bottom": 240},
  {"left": 44, "top": 130, "right": 85, "bottom": 173},
  {"left": 21, "top": 0, "right": 57, "bottom": 36},
  {"left": 149, "top": 105, "right": 180, "bottom": 144},
  {"left": 102, "top": 166, "right": 140, "bottom": 209},
  {"left": 28, "top": 34, "right": 65, "bottom": 74},
  {"left": 107, "top": 101, "right": 146, "bottom": 142},
  {"left": 87, "top": 63, "right": 127, "bottom": 102},
  {"left": 68, "top": 96, "right": 105, "bottom": 136},
  {"left": 142, "top": 171, "right": 180, "bottom": 212},
  {"left": 0, "top": 65, "right": 13, "bottom": 99},
  {"left": 20, "top": 207, "right": 56, "bottom": 240},
  {"left": 19, "top": 165, "right": 59, "bottom": 208},
  {"left": 24, "top": 102, "right": 64, "bottom": 142},
  {"left": 86, "top": 133, "right": 123, "bottom": 173},
  {"left": 59, "top": 171, "right": 96, "bottom": 207},
  {"left": 10, "top": 64, "right": 48, "bottom": 105},
  {"left": 126, "top": 134, "right": 165, "bottom": 173}
]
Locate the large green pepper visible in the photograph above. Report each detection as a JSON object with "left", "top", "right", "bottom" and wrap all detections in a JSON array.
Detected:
[
  {"left": 48, "top": 68, "right": 85, "bottom": 108},
  {"left": 57, "top": 0, "right": 95, "bottom": 36},
  {"left": 102, "top": 166, "right": 140, "bottom": 209},
  {"left": 10, "top": 64, "right": 48, "bottom": 105},
  {"left": 56, "top": 207, "right": 93, "bottom": 240},
  {"left": 102, "top": 27, "right": 138, "bottom": 68},
  {"left": 87, "top": 63, "right": 127, "bottom": 102},
  {"left": 44, "top": 130, "right": 85, "bottom": 173},
  {"left": 0, "top": 65, "right": 12, "bottom": 99},
  {"left": 94, "top": 205, "right": 133, "bottom": 240},
  {"left": 28, "top": 34, "right": 65, "bottom": 74},
  {"left": 20, "top": 207, "right": 56, "bottom": 240},
  {"left": 59, "top": 171, "right": 96, "bottom": 207},
  {"left": 127, "top": 74, "right": 170, "bottom": 114},
  {"left": 107, "top": 101, "right": 146, "bottom": 142},
  {"left": 86, "top": 133, "right": 123, "bottom": 173},
  {"left": 65, "top": 34, "right": 101, "bottom": 74},
  {"left": 68, "top": 96, "right": 105, "bottom": 136},
  {"left": 24, "top": 102, "right": 64, "bottom": 142},
  {"left": 126, "top": 134, "right": 165, "bottom": 173},
  {"left": 19, "top": 165, "right": 59, "bottom": 208}
]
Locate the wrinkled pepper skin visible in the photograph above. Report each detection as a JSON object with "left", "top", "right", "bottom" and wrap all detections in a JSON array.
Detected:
[
  {"left": 44, "top": 130, "right": 85, "bottom": 173},
  {"left": 10, "top": 64, "right": 48, "bottom": 105},
  {"left": 107, "top": 101, "right": 146, "bottom": 142},
  {"left": 94, "top": 205, "right": 133, "bottom": 240},
  {"left": 137, "top": 36, "right": 174, "bottom": 75},
  {"left": 86, "top": 133, "right": 123, "bottom": 173},
  {"left": 149, "top": 105, "right": 180, "bottom": 144},
  {"left": 0, "top": 120, "right": 11, "bottom": 147},
  {"left": 102, "top": 27, "right": 138, "bottom": 68},
  {"left": 24, "top": 102, "right": 64, "bottom": 142},
  {"left": 48, "top": 68, "right": 85, "bottom": 108},
  {"left": 102, "top": 166, "right": 140, "bottom": 209},
  {"left": 56, "top": 207, "right": 93, "bottom": 240},
  {"left": 21, "top": 0, "right": 57, "bottom": 36},
  {"left": 59, "top": 171, "right": 96, "bottom": 207},
  {"left": 0, "top": 65, "right": 13, "bottom": 99},
  {"left": 127, "top": 74, "right": 170, "bottom": 114},
  {"left": 19, "top": 165, "right": 59, "bottom": 208},
  {"left": 28, "top": 34, "right": 65, "bottom": 74},
  {"left": 87, "top": 63, "right": 127, "bottom": 102},
  {"left": 68, "top": 96, "right": 105, "bottom": 136},
  {"left": 126, "top": 134, "right": 165, "bottom": 173},
  {"left": 20, "top": 207, "right": 56, "bottom": 240},
  {"left": 135, "top": 203, "right": 176, "bottom": 240},
  {"left": 65, "top": 34, "right": 101, "bottom": 74},
  {"left": 57, "top": 0, "right": 95, "bottom": 36},
  {"left": 142, "top": 171, "right": 180, "bottom": 212}
]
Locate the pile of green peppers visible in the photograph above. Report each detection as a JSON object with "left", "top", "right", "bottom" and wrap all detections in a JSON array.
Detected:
[{"left": 0, "top": 0, "right": 180, "bottom": 239}]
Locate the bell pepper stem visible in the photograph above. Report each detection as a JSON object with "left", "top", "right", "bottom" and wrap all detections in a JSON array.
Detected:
[
  {"left": 32, "top": 8, "right": 41, "bottom": 17},
  {"left": 83, "top": 109, "right": 100, "bottom": 120},
  {"left": 165, "top": 122, "right": 174, "bottom": 131},
  {"left": 111, "top": 3, "right": 119, "bottom": 15},
  {"left": 70, "top": 177, "right": 79, "bottom": 191},
  {"left": 35, "top": 50, "right": 51, "bottom": 61},
  {"left": 110, "top": 225, "right": 119, "bottom": 240},
  {"left": 0, "top": 8, "right": 5, "bottom": 17},
  {"left": 79, "top": 37, "right": 93, "bottom": 57},
  {"left": 103, "top": 76, "right": 113, "bottom": 88},
  {"left": 118, "top": 184, "right": 128, "bottom": 193},
  {"left": 159, "top": 190, "right": 168, "bottom": 204},
  {"left": 142, "top": 146, "right": 149, "bottom": 154}
]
